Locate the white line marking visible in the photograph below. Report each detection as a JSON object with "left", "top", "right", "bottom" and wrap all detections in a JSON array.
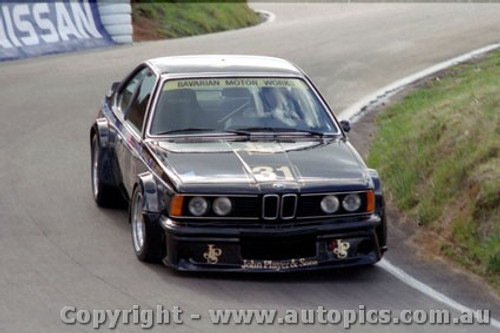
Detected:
[
  {"left": 380, "top": 259, "right": 500, "bottom": 329},
  {"left": 340, "top": 43, "right": 500, "bottom": 122},
  {"left": 340, "top": 42, "right": 500, "bottom": 329},
  {"left": 254, "top": 10, "right": 276, "bottom": 24}
]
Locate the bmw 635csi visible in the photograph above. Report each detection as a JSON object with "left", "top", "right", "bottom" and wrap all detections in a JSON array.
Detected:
[{"left": 90, "top": 55, "right": 387, "bottom": 272}]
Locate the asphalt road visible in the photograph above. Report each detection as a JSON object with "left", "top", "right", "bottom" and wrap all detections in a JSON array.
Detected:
[{"left": 1, "top": 3, "right": 500, "bottom": 332}]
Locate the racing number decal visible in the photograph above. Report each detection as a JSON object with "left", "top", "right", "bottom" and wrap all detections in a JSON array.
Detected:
[
  {"left": 276, "top": 166, "right": 294, "bottom": 179},
  {"left": 251, "top": 166, "right": 275, "bottom": 180},
  {"left": 251, "top": 166, "right": 294, "bottom": 181}
]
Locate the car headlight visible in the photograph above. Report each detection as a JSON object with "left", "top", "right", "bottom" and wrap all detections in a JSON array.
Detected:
[
  {"left": 188, "top": 197, "right": 208, "bottom": 216},
  {"left": 320, "top": 195, "right": 339, "bottom": 214},
  {"left": 342, "top": 194, "right": 361, "bottom": 212},
  {"left": 213, "top": 197, "right": 232, "bottom": 216}
]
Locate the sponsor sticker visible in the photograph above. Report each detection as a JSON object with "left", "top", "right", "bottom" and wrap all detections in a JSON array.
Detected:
[
  {"left": 164, "top": 78, "right": 297, "bottom": 91},
  {"left": 0, "top": 1, "right": 113, "bottom": 61},
  {"left": 241, "top": 258, "right": 318, "bottom": 271},
  {"left": 331, "top": 239, "right": 351, "bottom": 259},
  {"left": 203, "top": 244, "right": 222, "bottom": 264}
]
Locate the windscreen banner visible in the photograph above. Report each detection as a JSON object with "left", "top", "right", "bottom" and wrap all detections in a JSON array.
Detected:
[{"left": 0, "top": 1, "right": 113, "bottom": 61}]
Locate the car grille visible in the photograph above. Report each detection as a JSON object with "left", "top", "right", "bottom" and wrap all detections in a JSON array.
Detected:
[{"left": 262, "top": 194, "right": 298, "bottom": 220}]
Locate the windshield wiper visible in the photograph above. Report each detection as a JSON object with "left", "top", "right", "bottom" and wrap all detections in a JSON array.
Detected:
[
  {"left": 155, "top": 128, "right": 253, "bottom": 137},
  {"left": 233, "top": 127, "right": 333, "bottom": 137},
  {"left": 221, "top": 129, "right": 252, "bottom": 136},
  {"left": 155, "top": 127, "right": 331, "bottom": 137},
  {"left": 155, "top": 128, "right": 216, "bottom": 135}
]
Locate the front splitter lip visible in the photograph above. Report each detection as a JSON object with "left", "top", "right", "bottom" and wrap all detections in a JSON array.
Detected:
[{"left": 163, "top": 255, "right": 379, "bottom": 273}]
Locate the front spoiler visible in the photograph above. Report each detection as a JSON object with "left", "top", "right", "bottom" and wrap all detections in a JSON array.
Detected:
[{"left": 159, "top": 215, "right": 385, "bottom": 273}]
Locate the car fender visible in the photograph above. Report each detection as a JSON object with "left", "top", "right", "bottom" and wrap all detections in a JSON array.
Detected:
[
  {"left": 93, "top": 118, "right": 110, "bottom": 148},
  {"left": 368, "top": 168, "right": 387, "bottom": 250},
  {"left": 367, "top": 168, "right": 383, "bottom": 200},
  {"left": 90, "top": 118, "right": 119, "bottom": 187},
  {"left": 136, "top": 172, "right": 163, "bottom": 213}
]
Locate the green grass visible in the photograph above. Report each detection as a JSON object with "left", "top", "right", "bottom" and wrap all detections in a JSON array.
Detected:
[
  {"left": 368, "top": 51, "right": 500, "bottom": 290},
  {"left": 132, "top": 2, "right": 260, "bottom": 41}
]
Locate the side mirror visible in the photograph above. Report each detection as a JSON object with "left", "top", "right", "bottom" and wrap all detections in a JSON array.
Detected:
[
  {"left": 111, "top": 81, "right": 120, "bottom": 92},
  {"left": 340, "top": 120, "right": 350, "bottom": 133},
  {"left": 106, "top": 81, "right": 121, "bottom": 99}
]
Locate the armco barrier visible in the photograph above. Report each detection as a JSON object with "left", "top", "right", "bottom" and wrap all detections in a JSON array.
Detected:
[{"left": 0, "top": 1, "right": 133, "bottom": 62}]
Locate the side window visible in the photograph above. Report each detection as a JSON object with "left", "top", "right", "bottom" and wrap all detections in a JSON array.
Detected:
[
  {"left": 118, "top": 68, "right": 147, "bottom": 112},
  {"left": 126, "top": 71, "right": 157, "bottom": 131}
]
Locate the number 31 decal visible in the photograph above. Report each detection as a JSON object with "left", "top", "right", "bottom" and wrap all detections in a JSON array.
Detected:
[{"left": 251, "top": 166, "right": 294, "bottom": 181}]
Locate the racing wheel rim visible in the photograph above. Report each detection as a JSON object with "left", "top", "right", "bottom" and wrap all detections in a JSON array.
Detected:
[{"left": 131, "top": 192, "right": 146, "bottom": 253}]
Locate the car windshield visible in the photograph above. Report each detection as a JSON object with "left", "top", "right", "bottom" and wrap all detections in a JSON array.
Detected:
[{"left": 149, "top": 77, "right": 339, "bottom": 136}]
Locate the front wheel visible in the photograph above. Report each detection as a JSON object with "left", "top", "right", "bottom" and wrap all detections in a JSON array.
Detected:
[{"left": 130, "top": 186, "right": 165, "bottom": 263}]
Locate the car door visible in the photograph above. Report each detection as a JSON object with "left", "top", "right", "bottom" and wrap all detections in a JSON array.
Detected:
[{"left": 114, "top": 67, "right": 157, "bottom": 199}]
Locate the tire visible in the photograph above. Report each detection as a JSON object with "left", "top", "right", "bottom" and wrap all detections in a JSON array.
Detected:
[
  {"left": 109, "top": 35, "right": 132, "bottom": 44},
  {"left": 104, "top": 24, "right": 133, "bottom": 36},
  {"left": 130, "top": 186, "right": 166, "bottom": 263},
  {"left": 100, "top": 14, "right": 131, "bottom": 26},
  {"left": 97, "top": 3, "right": 131, "bottom": 15},
  {"left": 91, "top": 135, "right": 124, "bottom": 208}
]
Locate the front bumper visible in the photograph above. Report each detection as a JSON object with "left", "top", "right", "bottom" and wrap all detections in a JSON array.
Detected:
[{"left": 159, "top": 215, "right": 385, "bottom": 272}]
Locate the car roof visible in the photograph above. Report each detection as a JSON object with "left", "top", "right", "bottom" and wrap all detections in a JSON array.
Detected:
[{"left": 146, "top": 55, "right": 304, "bottom": 76}]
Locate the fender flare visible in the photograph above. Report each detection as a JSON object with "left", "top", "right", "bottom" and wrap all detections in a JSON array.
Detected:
[
  {"left": 90, "top": 118, "right": 118, "bottom": 187},
  {"left": 91, "top": 118, "right": 110, "bottom": 148},
  {"left": 367, "top": 168, "right": 382, "bottom": 194},
  {"left": 368, "top": 168, "right": 387, "bottom": 250},
  {"left": 367, "top": 168, "right": 385, "bottom": 213},
  {"left": 136, "top": 172, "right": 161, "bottom": 213}
]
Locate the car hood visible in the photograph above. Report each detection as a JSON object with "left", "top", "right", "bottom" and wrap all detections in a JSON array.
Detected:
[{"left": 147, "top": 137, "right": 371, "bottom": 193}]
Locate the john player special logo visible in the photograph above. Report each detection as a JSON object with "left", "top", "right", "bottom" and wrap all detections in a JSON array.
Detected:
[
  {"left": 333, "top": 239, "right": 350, "bottom": 259},
  {"left": 203, "top": 244, "right": 222, "bottom": 264}
]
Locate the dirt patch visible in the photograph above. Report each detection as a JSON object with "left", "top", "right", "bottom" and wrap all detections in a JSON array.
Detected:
[{"left": 133, "top": 15, "right": 162, "bottom": 42}]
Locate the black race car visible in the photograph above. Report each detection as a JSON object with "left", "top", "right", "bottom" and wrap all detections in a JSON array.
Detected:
[{"left": 90, "top": 55, "right": 387, "bottom": 272}]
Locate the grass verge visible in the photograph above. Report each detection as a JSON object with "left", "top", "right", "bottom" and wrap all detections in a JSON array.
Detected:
[
  {"left": 368, "top": 50, "right": 500, "bottom": 291},
  {"left": 132, "top": 2, "right": 261, "bottom": 41}
]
